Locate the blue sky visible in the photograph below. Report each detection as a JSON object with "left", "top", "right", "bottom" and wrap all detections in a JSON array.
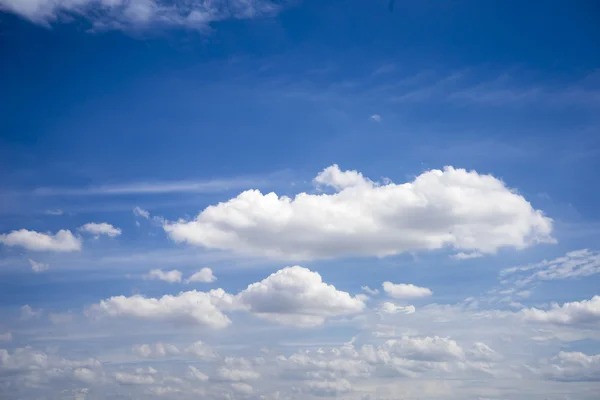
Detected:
[{"left": 1, "top": 1, "right": 600, "bottom": 399}]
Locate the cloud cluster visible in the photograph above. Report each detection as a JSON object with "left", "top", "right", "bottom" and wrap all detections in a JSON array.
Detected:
[
  {"left": 520, "top": 296, "right": 600, "bottom": 325},
  {"left": 164, "top": 165, "right": 554, "bottom": 261},
  {"left": 90, "top": 266, "right": 366, "bottom": 328}
]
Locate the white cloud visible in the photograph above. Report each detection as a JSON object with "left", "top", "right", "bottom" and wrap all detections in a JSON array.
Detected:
[
  {"left": 0, "top": 332, "right": 12, "bottom": 342},
  {"left": 143, "top": 269, "right": 183, "bottom": 283},
  {"left": 231, "top": 382, "right": 254, "bottom": 394},
  {"left": 187, "top": 365, "right": 209, "bottom": 382},
  {"left": 236, "top": 266, "right": 365, "bottom": 327},
  {"left": 44, "top": 209, "right": 64, "bottom": 215},
  {"left": 467, "top": 342, "right": 501, "bottom": 362},
  {"left": 79, "top": 222, "right": 122, "bottom": 238},
  {"left": 185, "top": 340, "right": 216, "bottom": 360},
  {"left": 305, "top": 378, "right": 352, "bottom": 396},
  {"left": 383, "top": 282, "right": 433, "bottom": 299},
  {"left": 0, "top": 229, "right": 81, "bottom": 252},
  {"left": 185, "top": 267, "right": 217, "bottom": 283},
  {"left": 379, "top": 302, "right": 416, "bottom": 314},
  {"left": 132, "top": 342, "right": 180, "bottom": 358},
  {"left": 370, "top": 114, "right": 382, "bottom": 122},
  {"left": 73, "top": 367, "right": 98, "bottom": 384},
  {"left": 361, "top": 286, "right": 380, "bottom": 296},
  {"left": 28, "top": 258, "right": 49, "bottom": 272},
  {"left": 20, "top": 305, "right": 42, "bottom": 320},
  {"left": 114, "top": 371, "right": 155, "bottom": 385},
  {"left": 501, "top": 249, "right": 600, "bottom": 287},
  {"left": 520, "top": 296, "right": 600, "bottom": 325},
  {"left": 0, "top": 0, "right": 286, "bottom": 31},
  {"left": 88, "top": 289, "right": 235, "bottom": 328},
  {"left": 539, "top": 351, "right": 600, "bottom": 381},
  {"left": 164, "top": 165, "right": 554, "bottom": 261},
  {"left": 382, "top": 336, "right": 466, "bottom": 361},
  {"left": 450, "top": 252, "right": 484, "bottom": 260},
  {"left": 133, "top": 206, "right": 150, "bottom": 219}
]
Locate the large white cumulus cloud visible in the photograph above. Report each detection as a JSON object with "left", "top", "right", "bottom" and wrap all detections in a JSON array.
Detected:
[{"left": 164, "top": 165, "right": 554, "bottom": 261}]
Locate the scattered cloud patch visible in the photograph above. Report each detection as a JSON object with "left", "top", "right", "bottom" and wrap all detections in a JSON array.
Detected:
[
  {"left": 20, "top": 305, "right": 42, "bottom": 320},
  {"left": 0, "top": 229, "right": 81, "bottom": 252},
  {"left": 144, "top": 269, "right": 183, "bottom": 283},
  {"left": 379, "top": 302, "right": 416, "bottom": 314},
  {"left": 164, "top": 165, "right": 554, "bottom": 261},
  {"left": 0, "top": 332, "right": 12, "bottom": 342},
  {"left": 185, "top": 267, "right": 217, "bottom": 283},
  {"left": 28, "top": 258, "right": 49, "bottom": 272},
  {"left": 383, "top": 282, "right": 433, "bottom": 299},
  {"left": 362, "top": 286, "right": 380, "bottom": 296},
  {"left": 79, "top": 222, "right": 122, "bottom": 238},
  {"left": 539, "top": 351, "right": 600, "bottom": 382},
  {"left": 133, "top": 206, "right": 150, "bottom": 219},
  {"left": 370, "top": 114, "right": 382, "bottom": 122}
]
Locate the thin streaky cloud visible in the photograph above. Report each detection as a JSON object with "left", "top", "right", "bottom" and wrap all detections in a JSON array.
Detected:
[{"left": 32, "top": 178, "right": 270, "bottom": 196}]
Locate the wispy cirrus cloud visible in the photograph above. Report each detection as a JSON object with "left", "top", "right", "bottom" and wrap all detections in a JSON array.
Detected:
[
  {"left": 0, "top": 0, "right": 290, "bottom": 31},
  {"left": 33, "top": 177, "right": 270, "bottom": 196}
]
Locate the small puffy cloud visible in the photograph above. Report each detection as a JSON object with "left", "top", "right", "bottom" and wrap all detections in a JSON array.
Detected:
[
  {"left": 187, "top": 365, "right": 209, "bottom": 382},
  {"left": 236, "top": 266, "right": 365, "bottom": 327},
  {"left": 79, "top": 222, "right": 122, "bottom": 238},
  {"left": 133, "top": 206, "right": 150, "bottom": 219},
  {"left": 370, "top": 114, "right": 382, "bottom": 122},
  {"left": 361, "top": 286, "right": 380, "bottom": 296},
  {"left": 164, "top": 165, "right": 554, "bottom": 261},
  {"left": 218, "top": 357, "right": 260, "bottom": 382},
  {"left": 20, "top": 305, "right": 42, "bottom": 320},
  {"left": 132, "top": 342, "right": 180, "bottom": 358},
  {"left": 382, "top": 282, "right": 433, "bottom": 299},
  {"left": 185, "top": 267, "right": 217, "bottom": 283},
  {"left": 185, "top": 340, "right": 216, "bottom": 360},
  {"left": 379, "top": 302, "right": 416, "bottom": 314},
  {"left": 540, "top": 351, "right": 600, "bottom": 381},
  {"left": 520, "top": 296, "right": 600, "bottom": 325},
  {"left": 88, "top": 289, "right": 234, "bottom": 328},
  {"left": 0, "top": 332, "right": 12, "bottom": 342},
  {"left": 28, "top": 258, "right": 49, "bottom": 272},
  {"left": 0, "top": 229, "right": 81, "bottom": 252},
  {"left": 144, "top": 269, "right": 183, "bottom": 283}
]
